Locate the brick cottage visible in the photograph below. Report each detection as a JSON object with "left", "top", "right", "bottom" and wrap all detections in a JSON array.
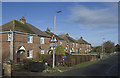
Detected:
[{"left": 0, "top": 17, "right": 92, "bottom": 63}]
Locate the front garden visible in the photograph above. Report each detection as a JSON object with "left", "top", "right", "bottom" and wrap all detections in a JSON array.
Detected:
[{"left": 13, "top": 54, "right": 98, "bottom": 73}]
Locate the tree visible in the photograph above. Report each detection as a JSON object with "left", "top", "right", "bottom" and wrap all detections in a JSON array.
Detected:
[
  {"left": 91, "top": 46, "right": 102, "bottom": 54},
  {"left": 103, "top": 41, "right": 115, "bottom": 53},
  {"left": 55, "top": 45, "right": 65, "bottom": 55},
  {"left": 115, "top": 44, "right": 120, "bottom": 52}
]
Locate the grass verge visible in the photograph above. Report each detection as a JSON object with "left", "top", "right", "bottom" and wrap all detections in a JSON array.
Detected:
[{"left": 43, "top": 59, "right": 100, "bottom": 73}]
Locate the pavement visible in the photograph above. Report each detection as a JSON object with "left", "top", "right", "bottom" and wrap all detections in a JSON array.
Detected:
[
  {"left": 48, "top": 53, "right": 119, "bottom": 76},
  {"left": 0, "top": 63, "right": 2, "bottom": 78},
  {"left": 12, "top": 53, "right": 119, "bottom": 77}
]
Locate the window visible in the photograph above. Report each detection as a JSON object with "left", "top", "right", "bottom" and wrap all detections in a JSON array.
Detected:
[
  {"left": 60, "top": 41, "right": 62, "bottom": 45},
  {"left": 72, "top": 48, "right": 74, "bottom": 52},
  {"left": 67, "top": 42, "right": 69, "bottom": 46},
  {"left": 8, "top": 34, "right": 12, "bottom": 41},
  {"left": 41, "top": 50, "right": 44, "bottom": 54},
  {"left": 40, "top": 37, "right": 44, "bottom": 44},
  {"left": 80, "top": 48, "right": 81, "bottom": 50},
  {"left": 76, "top": 49, "right": 78, "bottom": 52},
  {"left": 73, "top": 43, "right": 74, "bottom": 47},
  {"left": 27, "top": 50, "right": 33, "bottom": 58},
  {"left": 66, "top": 47, "right": 67, "bottom": 50},
  {"left": 27, "top": 36, "right": 33, "bottom": 43},
  {"left": 76, "top": 43, "right": 78, "bottom": 48}
]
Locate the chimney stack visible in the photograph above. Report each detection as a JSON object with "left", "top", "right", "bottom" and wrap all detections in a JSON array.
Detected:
[
  {"left": 66, "top": 33, "right": 69, "bottom": 36},
  {"left": 20, "top": 16, "right": 26, "bottom": 24},
  {"left": 80, "top": 36, "right": 83, "bottom": 39},
  {"left": 46, "top": 27, "right": 50, "bottom": 32}
]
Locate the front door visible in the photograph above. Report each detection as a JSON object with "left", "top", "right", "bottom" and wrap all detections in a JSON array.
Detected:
[{"left": 17, "top": 52, "right": 20, "bottom": 62}]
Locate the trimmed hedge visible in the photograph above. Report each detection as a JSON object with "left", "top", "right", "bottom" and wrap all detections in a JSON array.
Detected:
[
  {"left": 39, "top": 54, "right": 51, "bottom": 60},
  {"left": 65, "top": 55, "right": 96, "bottom": 66}
]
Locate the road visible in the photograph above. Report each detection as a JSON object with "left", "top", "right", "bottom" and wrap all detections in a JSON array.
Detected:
[
  {"left": 12, "top": 53, "right": 119, "bottom": 77},
  {"left": 47, "top": 53, "right": 119, "bottom": 76}
]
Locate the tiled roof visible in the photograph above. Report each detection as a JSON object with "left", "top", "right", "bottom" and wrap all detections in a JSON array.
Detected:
[
  {"left": 44, "top": 31, "right": 64, "bottom": 40},
  {"left": 58, "top": 34, "right": 77, "bottom": 43},
  {"left": 77, "top": 37, "right": 91, "bottom": 45},
  {"left": 0, "top": 20, "right": 51, "bottom": 37}
]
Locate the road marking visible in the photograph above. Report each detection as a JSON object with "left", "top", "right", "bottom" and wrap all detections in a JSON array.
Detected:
[{"left": 105, "top": 64, "right": 116, "bottom": 74}]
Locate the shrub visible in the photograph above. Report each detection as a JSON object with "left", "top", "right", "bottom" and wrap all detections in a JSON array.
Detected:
[
  {"left": 55, "top": 45, "right": 65, "bottom": 55},
  {"left": 39, "top": 54, "right": 51, "bottom": 60},
  {"left": 23, "top": 58, "right": 32, "bottom": 70},
  {"left": 31, "top": 58, "right": 43, "bottom": 63}
]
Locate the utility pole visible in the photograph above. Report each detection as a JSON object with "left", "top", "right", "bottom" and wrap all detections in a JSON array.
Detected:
[
  {"left": 10, "top": 20, "right": 15, "bottom": 61},
  {"left": 12, "top": 20, "right": 15, "bottom": 71}
]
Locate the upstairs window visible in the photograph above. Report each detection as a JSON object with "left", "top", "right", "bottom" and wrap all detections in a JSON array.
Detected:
[
  {"left": 40, "top": 37, "right": 44, "bottom": 44},
  {"left": 73, "top": 43, "right": 74, "bottom": 47},
  {"left": 67, "top": 42, "right": 69, "bottom": 46},
  {"left": 60, "top": 41, "right": 62, "bottom": 45},
  {"left": 27, "top": 36, "right": 33, "bottom": 43},
  {"left": 76, "top": 43, "right": 78, "bottom": 48},
  {"left": 41, "top": 50, "right": 44, "bottom": 54},
  {"left": 8, "top": 34, "right": 12, "bottom": 41},
  {"left": 27, "top": 50, "right": 33, "bottom": 58}
]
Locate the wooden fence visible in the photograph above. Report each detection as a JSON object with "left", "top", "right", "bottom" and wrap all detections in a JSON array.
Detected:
[{"left": 65, "top": 55, "right": 97, "bottom": 66}]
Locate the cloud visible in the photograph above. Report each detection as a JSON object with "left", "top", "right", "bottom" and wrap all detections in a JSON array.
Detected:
[
  {"left": 65, "top": 3, "right": 118, "bottom": 29},
  {"left": 2, "top": 0, "right": 120, "bottom": 2}
]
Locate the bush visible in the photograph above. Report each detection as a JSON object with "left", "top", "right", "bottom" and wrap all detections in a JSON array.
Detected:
[
  {"left": 32, "top": 58, "right": 43, "bottom": 62},
  {"left": 23, "top": 59, "right": 32, "bottom": 70},
  {"left": 23, "top": 58, "right": 44, "bottom": 70},
  {"left": 39, "top": 54, "right": 51, "bottom": 60},
  {"left": 55, "top": 45, "right": 65, "bottom": 55}
]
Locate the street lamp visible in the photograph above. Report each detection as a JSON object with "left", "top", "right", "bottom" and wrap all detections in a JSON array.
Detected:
[
  {"left": 53, "top": 10, "right": 62, "bottom": 68},
  {"left": 102, "top": 38, "right": 105, "bottom": 59},
  {"left": 54, "top": 10, "right": 62, "bottom": 33}
]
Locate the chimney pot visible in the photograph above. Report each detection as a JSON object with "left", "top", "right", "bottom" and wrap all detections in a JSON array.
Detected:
[
  {"left": 20, "top": 16, "right": 26, "bottom": 24},
  {"left": 66, "top": 33, "right": 69, "bottom": 36}
]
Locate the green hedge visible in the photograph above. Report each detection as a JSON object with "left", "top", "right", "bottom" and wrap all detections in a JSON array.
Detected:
[{"left": 39, "top": 54, "right": 51, "bottom": 60}]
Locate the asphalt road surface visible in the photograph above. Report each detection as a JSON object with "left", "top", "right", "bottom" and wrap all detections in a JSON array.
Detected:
[
  {"left": 47, "top": 53, "right": 119, "bottom": 76},
  {"left": 13, "top": 53, "right": 119, "bottom": 77}
]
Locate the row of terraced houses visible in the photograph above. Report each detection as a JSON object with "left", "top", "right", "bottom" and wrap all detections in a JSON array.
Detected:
[{"left": 0, "top": 17, "right": 92, "bottom": 63}]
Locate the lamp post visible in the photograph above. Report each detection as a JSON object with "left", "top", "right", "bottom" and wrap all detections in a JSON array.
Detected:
[
  {"left": 53, "top": 10, "right": 62, "bottom": 68},
  {"left": 102, "top": 38, "right": 105, "bottom": 59}
]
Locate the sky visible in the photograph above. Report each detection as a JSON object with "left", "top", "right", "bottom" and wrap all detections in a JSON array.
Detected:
[{"left": 2, "top": 2, "right": 118, "bottom": 46}]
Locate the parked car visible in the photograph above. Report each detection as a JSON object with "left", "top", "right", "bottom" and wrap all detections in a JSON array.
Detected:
[
  {"left": 70, "top": 52, "right": 76, "bottom": 54},
  {"left": 44, "top": 55, "right": 66, "bottom": 66}
]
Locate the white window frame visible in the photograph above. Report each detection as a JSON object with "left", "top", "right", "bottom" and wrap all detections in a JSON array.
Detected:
[
  {"left": 66, "top": 47, "right": 67, "bottom": 50},
  {"left": 73, "top": 43, "right": 74, "bottom": 47},
  {"left": 67, "top": 42, "right": 69, "bottom": 46},
  {"left": 76, "top": 43, "right": 78, "bottom": 48},
  {"left": 8, "top": 34, "right": 12, "bottom": 41},
  {"left": 60, "top": 41, "right": 62, "bottom": 45},
  {"left": 80, "top": 48, "right": 81, "bottom": 50},
  {"left": 27, "top": 50, "right": 33, "bottom": 58},
  {"left": 27, "top": 36, "right": 33, "bottom": 43},
  {"left": 76, "top": 49, "right": 78, "bottom": 52},
  {"left": 41, "top": 50, "right": 44, "bottom": 54},
  {"left": 40, "top": 37, "right": 44, "bottom": 44}
]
